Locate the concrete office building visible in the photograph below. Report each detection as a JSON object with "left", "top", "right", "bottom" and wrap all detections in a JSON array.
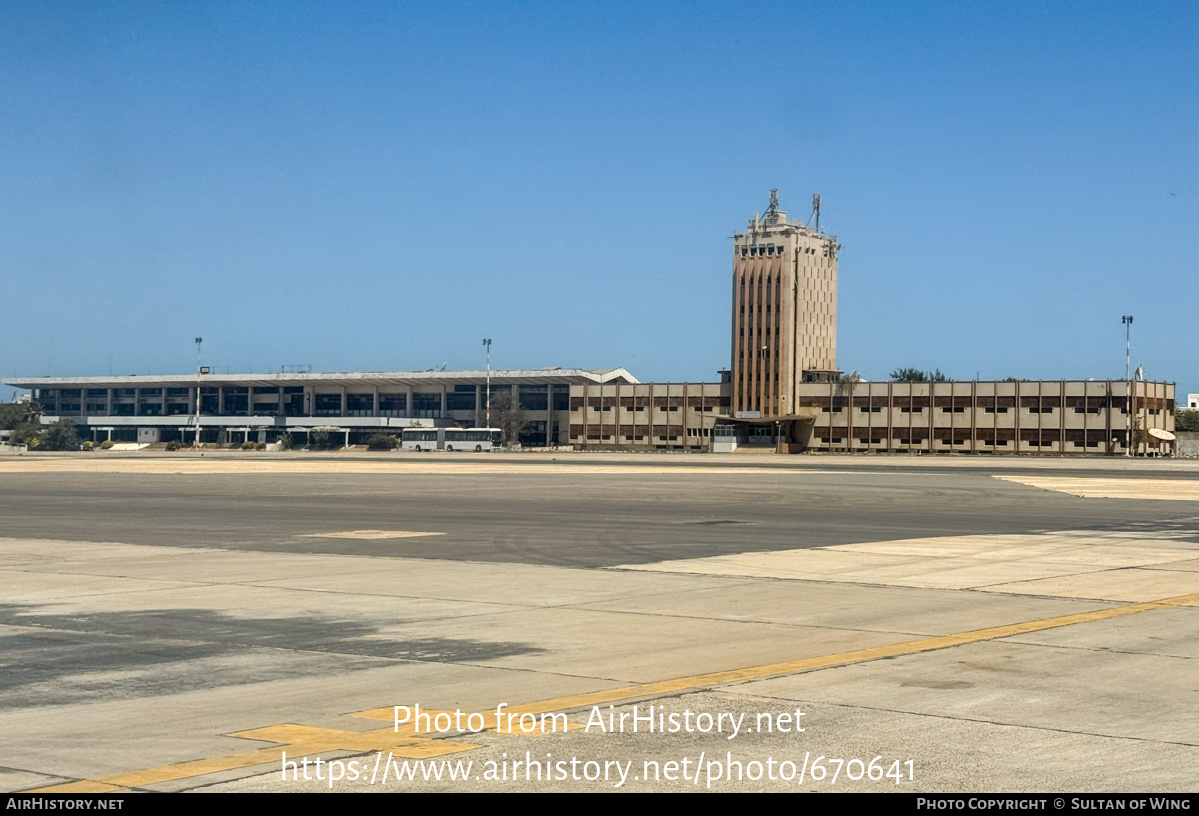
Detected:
[
  {"left": 567, "top": 380, "right": 730, "bottom": 451},
  {"left": 565, "top": 377, "right": 1175, "bottom": 455},
  {"left": 568, "top": 190, "right": 1176, "bottom": 454}
]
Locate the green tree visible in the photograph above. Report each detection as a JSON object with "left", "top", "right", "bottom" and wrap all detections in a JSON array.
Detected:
[
  {"left": 1176, "top": 409, "right": 1199, "bottom": 433},
  {"left": 36, "top": 419, "right": 81, "bottom": 451},
  {"left": 889, "top": 368, "right": 950, "bottom": 383},
  {"left": 9, "top": 421, "right": 43, "bottom": 446},
  {"left": 0, "top": 401, "right": 41, "bottom": 430}
]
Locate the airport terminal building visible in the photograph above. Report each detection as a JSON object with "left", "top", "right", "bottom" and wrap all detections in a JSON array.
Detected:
[
  {"left": 2, "top": 190, "right": 1179, "bottom": 454},
  {"left": 4, "top": 368, "right": 637, "bottom": 448}
]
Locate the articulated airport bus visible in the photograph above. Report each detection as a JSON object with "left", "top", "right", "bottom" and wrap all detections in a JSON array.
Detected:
[{"left": 400, "top": 428, "right": 502, "bottom": 452}]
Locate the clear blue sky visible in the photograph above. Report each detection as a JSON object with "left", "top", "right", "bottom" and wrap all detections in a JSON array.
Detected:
[{"left": 2, "top": 1, "right": 1195, "bottom": 398}]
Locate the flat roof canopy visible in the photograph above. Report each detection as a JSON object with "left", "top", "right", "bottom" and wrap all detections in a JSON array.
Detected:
[
  {"left": 715, "top": 410, "right": 819, "bottom": 423},
  {"left": 4, "top": 367, "right": 639, "bottom": 391}
]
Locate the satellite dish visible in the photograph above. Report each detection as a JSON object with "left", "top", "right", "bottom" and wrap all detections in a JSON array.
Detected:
[{"left": 1148, "top": 428, "right": 1175, "bottom": 441}]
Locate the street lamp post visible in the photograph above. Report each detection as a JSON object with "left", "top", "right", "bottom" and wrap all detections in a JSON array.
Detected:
[
  {"left": 194, "top": 337, "right": 203, "bottom": 449},
  {"left": 1122, "top": 316, "right": 1133, "bottom": 457},
  {"left": 483, "top": 338, "right": 492, "bottom": 428}
]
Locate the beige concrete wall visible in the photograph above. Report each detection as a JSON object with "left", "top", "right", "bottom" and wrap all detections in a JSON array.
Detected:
[
  {"left": 568, "top": 382, "right": 729, "bottom": 450},
  {"left": 800, "top": 380, "right": 1175, "bottom": 455}
]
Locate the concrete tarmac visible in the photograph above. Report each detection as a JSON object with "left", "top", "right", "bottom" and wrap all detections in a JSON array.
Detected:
[{"left": 0, "top": 451, "right": 1196, "bottom": 793}]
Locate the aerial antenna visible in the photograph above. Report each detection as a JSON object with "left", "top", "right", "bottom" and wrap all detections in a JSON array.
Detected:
[
  {"left": 808, "top": 194, "right": 822, "bottom": 232},
  {"left": 767, "top": 188, "right": 780, "bottom": 215}
]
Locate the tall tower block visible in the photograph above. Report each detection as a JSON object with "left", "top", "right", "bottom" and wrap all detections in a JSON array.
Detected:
[{"left": 731, "top": 189, "right": 840, "bottom": 417}]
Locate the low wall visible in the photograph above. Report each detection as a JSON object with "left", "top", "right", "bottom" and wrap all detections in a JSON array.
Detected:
[{"left": 1177, "top": 432, "right": 1199, "bottom": 458}]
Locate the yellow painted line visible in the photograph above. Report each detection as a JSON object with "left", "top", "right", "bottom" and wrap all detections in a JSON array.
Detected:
[
  {"left": 33, "top": 781, "right": 126, "bottom": 794},
  {"left": 27, "top": 589, "right": 1199, "bottom": 793}
]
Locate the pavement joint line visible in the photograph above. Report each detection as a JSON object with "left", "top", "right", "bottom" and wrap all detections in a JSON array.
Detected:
[
  {"left": 729, "top": 694, "right": 1199, "bottom": 749},
  {"left": 25, "top": 588, "right": 1199, "bottom": 793}
]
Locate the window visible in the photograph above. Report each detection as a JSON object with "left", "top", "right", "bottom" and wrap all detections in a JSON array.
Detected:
[
  {"left": 347, "top": 393, "right": 374, "bottom": 413},
  {"left": 412, "top": 393, "right": 442, "bottom": 415},
  {"left": 379, "top": 394, "right": 406, "bottom": 413},
  {"left": 314, "top": 394, "right": 342, "bottom": 416},
  {"left": 519, "top": 386, "right": 548, "bottom": 411},
  {"left": 446, "top": 391, "right": 475, "bottom": 411}
]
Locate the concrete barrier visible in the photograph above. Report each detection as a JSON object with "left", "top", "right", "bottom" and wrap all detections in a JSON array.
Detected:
[{"left": 1176, "top": 432, "right": 1199, "bottom": 458}]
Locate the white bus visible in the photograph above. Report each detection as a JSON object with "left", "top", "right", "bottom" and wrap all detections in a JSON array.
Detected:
[{"left": 401, "top": 428, "right": 502, "bottom": 452}]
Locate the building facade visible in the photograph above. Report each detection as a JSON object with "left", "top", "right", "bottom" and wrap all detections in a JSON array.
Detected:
[
  {"left": 566, "top": 378, "right": 1175, "bottom": 455},
  {"left": 731, "top": 189, "right": 840, "bottom": 418},
  {"left": 5, "top": 368, "right": 637, "bottom": 447},
  {"left": 567, "top": 380, "right": 730, "bottom": 451}
]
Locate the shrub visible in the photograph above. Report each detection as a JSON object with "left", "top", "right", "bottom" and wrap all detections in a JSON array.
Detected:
[
  {"left": 240, "top": 440, "right": 258, "bottom": 450},
  {"left": 256, "top": 441, "right": 266, "bottom": 450},
  {"left": 1177, "top": 409, "right": 1199, "bottom": 433},
  {"left": 9, "top": 421, "right": 42, "bottom": 446},
  {"left": 38, "top": 419, "right": 81, "bottom": 451},
  {"left": 81, "top": 440, "right": 95, "bottom": 451},
  {"left": 366, "top": 433, "right": 399, "bottom": 451},
  {"left": 165, "top": 440, "right": 181, "bottom": 451},
  {"left": 100, "top": 439, "right": 115, "bottom": 450}
]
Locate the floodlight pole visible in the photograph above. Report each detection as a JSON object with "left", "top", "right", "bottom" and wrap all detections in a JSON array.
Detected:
[
  {"left": 483, "top": 338, "right": 492, "bottom": 429},
  {"left": 194, "top": 337, "right": 203, "bottom": 449},
  {"left": 1122, "top": 316, "right": 1133, "bottom": 457}
]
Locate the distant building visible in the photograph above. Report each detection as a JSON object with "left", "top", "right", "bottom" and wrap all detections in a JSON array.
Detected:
[
  {"left": 567, "top": 190, "right": 1175, "bottom": 454},
  {"left": 566, "top": 378, "right": 1174, "bottom": 455},
  {"left": 3, "top": 369, "right": 636, "bottom": 447},
  {"left": 1187, "top": 393, "right": 1199, "bottom": 410},
  {"left": 2, "top": 190, "right": 1180, "bottom": 454}
]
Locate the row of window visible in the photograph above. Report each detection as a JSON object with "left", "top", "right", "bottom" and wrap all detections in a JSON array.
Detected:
[
  {"left": 821, "top": 438, "right": 1108, "bottom": 448},
  {"left": 819, "top": 405, "right": 1128, "bottom": 415}
]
